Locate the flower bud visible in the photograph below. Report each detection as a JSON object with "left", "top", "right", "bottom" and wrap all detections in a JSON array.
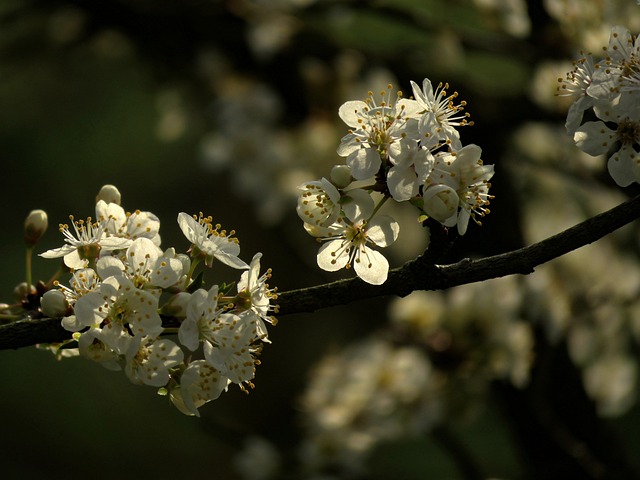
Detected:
[
  {"left": 14, "top": 282, "right": 36, "bottom": 302},
  {"left": 96, "top": 184, "right": 121, "bottom": 205},
  {"left": 422, "top": 185, "right": 459, "bottom": 224},
  {"left": 40, "top": 289, "right": 69, "bottom": 317},
  {"left": 330, "top": 165, "right": 352, "bottom": 189},
  {"left": 24, "top": 209, "right": 48, "bottom": 246}
]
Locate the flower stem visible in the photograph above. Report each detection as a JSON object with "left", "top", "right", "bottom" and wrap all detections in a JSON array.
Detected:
[
  {"left": 368, "top": 195, "right": 390, "bottom": 221},
  {"left": 183, "top": 257, "right": 201, "bottom": 290},
  {"left": 25, "top": 246, "right": 33, "bottom": 289}
]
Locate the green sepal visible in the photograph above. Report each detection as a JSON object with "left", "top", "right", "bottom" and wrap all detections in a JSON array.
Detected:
[
  {"left": 218, "top": 281, "right": 236, "bottom": 296},
  {"left": 187, "top": 270, "right": 205, "bottom": 293}
]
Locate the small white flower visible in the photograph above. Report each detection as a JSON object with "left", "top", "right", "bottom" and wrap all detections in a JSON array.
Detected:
[
  {"left": 443, "top": 145, "right": 494, "bottom": 234},
  {"left": 307, "top": 193, "right": 399, "bottom": 285},
  {"left": 97, "top": 237, "right": 183, "bottom": 290},
  {"left": 423, "top": 145, "right": 494, "bottom": 235},
  {"left": 337, "top": 85, "right": 421, "bottom": 180},
  {"left": 573, "top": 93, "right": 640, "bottom": 187},
  {"left": 40, "top": 215, "right": 132, "bottom": 269},
  {"left": 170, "top": 360, "right": 230, "bottom": 417},
  {"left": 124, "top": 336, "right": 184, "bottom": 387},
  {"left": 96, "top": 200, "right": 161, "bottom": 244},
  {"left": 236, "top": 252, "right": 278, "bottom": 342},
  {"left": 203, "top": 313, "right": 260, "bottom": 386},
  {"left": 73, "top": 275, "right": 163, "bottom": 353},
  {"left": 557, "top": 53, "right": 598, "bottom": 135},
  {"left": 77, "top": 328, "right": 121, "bottom": 370},
  {"left": 178, "top": 212, "right": 248, "bottom": 269},
  {"left": 387, "top": 139, "right": 434, "bottom": 201},
  {"left": 588, "top": 26, "right": 640, "bottom": 99},
  {"left": 410, "top": 79, "right": 471, "bottom": 150},
  {"left": 297, "top": 178, "right": 342, "bottom": 227},
  {"left": 178, "top": 285, "right": 221, "bottom": 352}
]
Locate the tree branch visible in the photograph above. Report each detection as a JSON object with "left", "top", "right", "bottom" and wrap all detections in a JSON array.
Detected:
[
  {"left": 1, "top": 194, "right": 639, "bottom": 350},
  {"left": 276, "top": 193, "right": 640, "bottom": 314}
]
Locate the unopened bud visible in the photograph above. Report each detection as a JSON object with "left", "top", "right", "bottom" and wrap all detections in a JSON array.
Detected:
[
  {"left": 24, "top": 209, "right": 48, "bottom": 246},
  {"left": 330, "top": 165, "right": 352, "bottom": 189},
  {"left": 96, "top": 184, "right": 121, "bottom": 205},
  {"left": 40, "top": 289, "right": 69, "bottom": 317},
  {"left": 14, "top": 282, "right": 36, "bottom": 302}
]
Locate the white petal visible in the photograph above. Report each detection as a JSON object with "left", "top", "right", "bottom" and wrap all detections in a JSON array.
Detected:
[
  {"left": 337, "top": 133, "right": 362, "bottom": 157},
  {"left": 39, "top": 245, "right": 74, "bottom": 259},
  {"left": 317, "top": 240, "right": 350, "bottom": 272},
  {"left": 73, "top": 291, "right": 108, "bottom": 327},
  {"left": 457, "top": 209, "right": 470, "bottom": 236},
  {"left": 607, "top": 145, "right": 639, "bottom": 187},
  {"left": 387, "top": 166, "right": 418, "bottom": 201},
  {"left": 366, "top": 216, "right": 400, "bottom": 247},
  {"left": 346, "top": 148, "right": 381, "bottom": 180},
  {"left": 127, "top": 211, "right": 160, "bottom": 240},
  {"left": 342, "top": 189, "right": 374, "bottom": 223},
  {"left": 574, "top": 121, "right": 615, "bottom": 156},
  {"left": 396, "top": 98, "right": 422, "bottom": 118},
  {"left": 178, "top": 318, "right": 201, "bottom": 351},
  {"left": 338, "top": 100, "right": 368, "bottom": 127},
  {"left": 354, "top": 248, "right": 389, "bottom": 285},
  {"left": 61, "top": 315, "right": 83, "bottom": 332},
  {"left": 177, "top": 212, "right": 197, "bottom": 243},
  {"left": 96, "top": 256, "right": 125, "bottom": 279},
  {"left": 149, "top": 257, "right": 183, "bottom": 288}
]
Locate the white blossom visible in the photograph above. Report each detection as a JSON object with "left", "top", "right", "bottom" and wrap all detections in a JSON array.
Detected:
[
  {"left": 124, "top": 337, "right": 184, "bottom": 387},
  {"left": 170, "top": 360, "right": 230, "bottom": 417},
  {"left": 40, "top": 215, "right": 132, "bottom": 269},
  {"left": 178, "top": 212, "right": 248, "bottom": 269}
]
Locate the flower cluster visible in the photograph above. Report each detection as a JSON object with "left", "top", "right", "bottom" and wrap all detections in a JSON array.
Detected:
[
  {"left": 297, "top": 80, "right": 494, "bottom": 285},
  {"left": 298, "top": 276, "right": 533, "bottom": 477},
  {"left": 38, "top": 185, "right": 277, "bottom": 416},
  {"left": 559, "top": 26, "right": 640, "bottom": 187}
]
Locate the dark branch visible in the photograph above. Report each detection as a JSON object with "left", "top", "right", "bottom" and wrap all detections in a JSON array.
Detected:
[
  {"left": 1, "top": 194, "right": 639, "bottom": 350},
  {"left": 276, "top": 193, "right": 640, "bottom": 315}
]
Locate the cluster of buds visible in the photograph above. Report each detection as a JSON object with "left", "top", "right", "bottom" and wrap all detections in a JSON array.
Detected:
[
  {"left": 25, "top": 185, "right": 277, "bottom": 416},
  {"left": 297, "top": 79, "right": 495, "bottom": 285},
  {"left": 559, "top": 26, "right": 640, "bottom": 187}
]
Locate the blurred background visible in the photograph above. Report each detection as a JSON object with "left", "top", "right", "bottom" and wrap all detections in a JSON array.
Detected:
[{"left": 1, "top": 0, "right": 640, "bottom": 478}]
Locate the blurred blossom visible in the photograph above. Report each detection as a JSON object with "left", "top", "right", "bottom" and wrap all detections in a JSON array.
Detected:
[
  {"left": 199, "top": 72, "right": 343, "bottom": 224},
  {"left": 472, "top": 0, "right": 531, "bottom": 37},
  {"left": 518, "top": 164, "right": 623, "bottom": 246},
  {"left": 583, "top": 354, "right": 638, "bottom": 417},
  {"left": 388, "top": 290, "right": 445, "bottom": 341},
  {"left": 234, "top": 436, "right": 282, "bottom": 480},
  {"left": 299, "top": 278, "right": 535, "bottom": 475},
  {"left": 391, "top": 279, "right": 533, "bottom": 391},
  {"left": 511, "top": 123, "right": 604, "bottom": 176},
  {"left": 544, "top": 0, "right": 640, "bottom": 51},
  {"left": 155, "top": 89, "right": 189, "bottom": 142},
  {"left": 299, "top": 337, "right": 438, "bottom": 476},
  {"left": 530, "top": 61, "right": 576, "bottom": 113},
  {"left": 247, "top": 14, "right": 300, "bottom": 60},
  {"left": 519, "top": 160, "right": 640, "bottom": 414},
  {"left": 438, "top": 278, "right": 534, "bottom": 389}
]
